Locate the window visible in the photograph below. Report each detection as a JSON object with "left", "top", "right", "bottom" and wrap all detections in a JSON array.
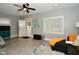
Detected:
[{"left": 43, "top": 16, "right": 64, "bottom": 34}]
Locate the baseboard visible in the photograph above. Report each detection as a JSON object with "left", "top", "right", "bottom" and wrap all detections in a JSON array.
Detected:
[{"left": 10, "top": 35, "right": 18, "bottom": 38}]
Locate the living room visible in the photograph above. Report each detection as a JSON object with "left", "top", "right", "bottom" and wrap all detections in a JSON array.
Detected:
[{"left": 0, "top": 3, "right": 79, "bottom": 55}]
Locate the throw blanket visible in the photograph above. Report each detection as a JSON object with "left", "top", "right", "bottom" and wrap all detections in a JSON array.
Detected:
[{"left": 48, "top": 38, "right": 64, "bottom": 46}]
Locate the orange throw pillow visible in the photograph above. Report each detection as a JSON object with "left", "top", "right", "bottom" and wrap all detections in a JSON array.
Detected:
[
  {"left": 48, "top": 37, "right": 64, "bottom": 46},
  {"left": 68, "top": 34, "right": 77, "bottom": 42}
]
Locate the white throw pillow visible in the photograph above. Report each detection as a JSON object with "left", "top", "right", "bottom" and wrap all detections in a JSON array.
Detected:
[
  {"left": 76, "top": 35, "right": 79, "bottom": 40},
  {"left": 73, "top": 35, "right": 79, "bottom": 46}
]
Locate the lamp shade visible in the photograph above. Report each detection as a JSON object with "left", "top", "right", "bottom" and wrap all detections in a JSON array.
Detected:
[{"left": 76, "top": 22, "right": 79, "bottom": 27}]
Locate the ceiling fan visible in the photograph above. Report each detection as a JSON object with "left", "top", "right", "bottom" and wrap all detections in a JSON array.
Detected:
[{"left": 14, "top": 3, "right": 36, "bottom": 13}]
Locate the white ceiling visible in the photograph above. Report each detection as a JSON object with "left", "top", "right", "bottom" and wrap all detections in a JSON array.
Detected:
[{"left": 0, "top": 3, "right": 79, "bottom": 17}]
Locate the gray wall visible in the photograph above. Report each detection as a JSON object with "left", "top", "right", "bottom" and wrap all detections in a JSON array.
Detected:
[
  {"left": 0, "top": 14, "right": 18, "bottom": 37},
  {"left": 32, "top": 6, "right": 79, "bottom": 39}
]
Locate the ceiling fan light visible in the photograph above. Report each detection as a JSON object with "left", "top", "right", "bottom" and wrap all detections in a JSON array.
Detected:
[{"left": 24, "top": 8, "right": 26, "bottom": 10}]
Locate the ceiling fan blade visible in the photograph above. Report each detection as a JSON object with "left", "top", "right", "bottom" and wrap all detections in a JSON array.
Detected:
[
  {"left": 26, "top": 3, "right": 29, "bottom": 7},
  {"left": 18, "top": 8, "right": 23, "bottom": 11},
  {"left": 26, "top": 10, "right": 29, "bottom": 13},
  {"left": 23, "top": 4, "right": 27, "bottom": 8},
  {"left": 14, "top": 4, "right": 22, "bottom": 7},
  {"left": 28, "top": 8, "right": 36, "bottom": 11}
]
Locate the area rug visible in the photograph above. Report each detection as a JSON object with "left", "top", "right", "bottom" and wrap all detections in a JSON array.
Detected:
[
  {"left": 22, "top": 36, "right": 30, "bottom": 39},
  {"left": 33, "top": 42, "right": 65, "bottom": 55}
]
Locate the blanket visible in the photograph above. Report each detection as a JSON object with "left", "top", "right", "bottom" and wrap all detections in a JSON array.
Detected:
[{"left": 48, "top": 38, "right": 64, "bottom": 46}]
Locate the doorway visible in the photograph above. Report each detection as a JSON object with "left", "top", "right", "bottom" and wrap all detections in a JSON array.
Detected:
[{"left": 18, "top": 18, "right": 32, "bottom": 38}]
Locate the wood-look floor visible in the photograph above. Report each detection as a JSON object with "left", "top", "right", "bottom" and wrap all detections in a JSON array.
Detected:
[{"left": 0, "top": 37, "right": 42, "bottom": 55}]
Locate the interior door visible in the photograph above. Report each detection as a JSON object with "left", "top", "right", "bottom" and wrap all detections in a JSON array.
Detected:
[{"left": 18, "top": 20, "right": 27, "bottom": 37}]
